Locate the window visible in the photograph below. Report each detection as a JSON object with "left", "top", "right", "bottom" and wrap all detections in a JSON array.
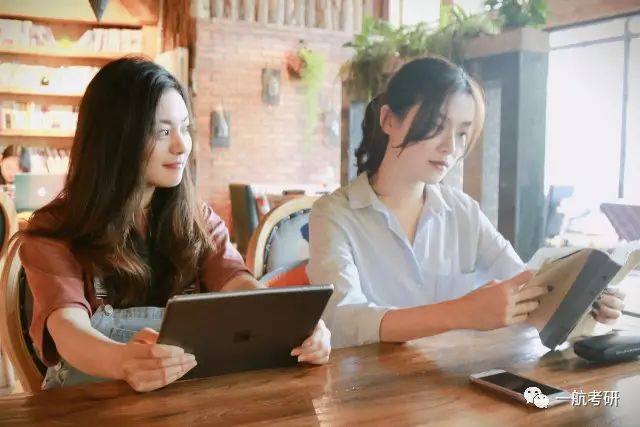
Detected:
[{"left": 546, "top": 15, "right": 640, "bottom": 202}]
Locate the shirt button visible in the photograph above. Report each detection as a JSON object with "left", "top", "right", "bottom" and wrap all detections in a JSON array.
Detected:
[{"left": 104, "top": 304, "right": 114, "bottom": 316}]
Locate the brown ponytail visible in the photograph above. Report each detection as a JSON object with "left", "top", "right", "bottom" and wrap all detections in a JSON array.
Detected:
[{"left": 355, "top": 95, "right": 389, "bottom": 175}]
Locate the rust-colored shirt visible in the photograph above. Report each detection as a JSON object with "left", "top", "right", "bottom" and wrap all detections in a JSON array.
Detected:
[{"left": 19, "top": 204, "right": 251, "bottom": 366}]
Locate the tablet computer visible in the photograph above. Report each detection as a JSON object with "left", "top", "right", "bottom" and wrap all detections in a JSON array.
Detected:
[{"left": 157, "top": 284, "right": 333, "bottom": 379}]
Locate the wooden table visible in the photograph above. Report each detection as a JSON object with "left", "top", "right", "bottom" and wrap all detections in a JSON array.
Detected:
[{"left": 0, "top": 325, "right": 638, "bottom": 426}]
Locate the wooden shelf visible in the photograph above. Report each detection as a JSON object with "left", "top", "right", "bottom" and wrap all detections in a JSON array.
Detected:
[
  {"left": 0, "top": 46, "right": 137, "bottom": 60},
  {"left": 0, "top": 129, "right": 74, "bottom": 149},
  {"left": 0, "top": 16, "right": 144, "bottom": 29},
  {"left": 0, "top": 0, "right": 156, "bottom": 28},
  {"left": 0, "top": 129, "right": 74, "bottom": 138},
  {"left": 0, "top": 88, "right": 84, "bottom": 99}
]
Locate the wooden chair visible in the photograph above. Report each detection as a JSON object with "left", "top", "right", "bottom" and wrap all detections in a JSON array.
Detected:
[
  {"left": 246, "top": 196, "right": 318, "bottom": 280},
  {"left": 0, "top": 202, "right": 46, "bottom": 392},
  {"left": 0, "top": 192, "right": 19, "bottom": 390},
  {"left": 229, "top": 183, "right": 260, "bottom": 256},
  {"left": 0, "top": 192, "right": 17, "bottom": 252}
]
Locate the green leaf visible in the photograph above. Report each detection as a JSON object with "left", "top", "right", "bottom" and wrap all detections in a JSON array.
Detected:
[{"left": 340, "top": 1, "right": 543, "bottom": 100}]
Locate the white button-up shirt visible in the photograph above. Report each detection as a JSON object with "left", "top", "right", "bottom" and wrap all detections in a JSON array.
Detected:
[{"left": 307, "top": 173, "right": 525, "bottom": 348}]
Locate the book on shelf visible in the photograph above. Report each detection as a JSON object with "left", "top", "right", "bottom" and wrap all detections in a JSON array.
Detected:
[
  {"left": 0, "top": 18, "right": 57, "bottom": 49},
  {"left": 0, "top": 101, "right": 77, "bottom": 132},
  {"left": 130, "top": 30, "right": 143, "bottom": 53},
  {"left": 120, "top": 29, "right": 132, "bottom": 53},
  {"left": 1, "top": 18, "right": 143, "bottom": 54}
]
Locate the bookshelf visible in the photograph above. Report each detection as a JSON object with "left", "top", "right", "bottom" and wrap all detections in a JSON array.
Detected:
[
  {"left": 0, "top": 129, "right": 74, "bottom": 149},
  {"left": 0, "top": 46, "right": 138, "bottom": 60},
  {"left": 0, "top": 88, "right": 84, "bottom": 98},
  {"left": 0, "top": 1, "right": 159, "bottom": 150},
  {"left": 0, "top": 0, "right": 157, "bottom": 28},
  {"left": 0, "top": 129, "right": 74, "bottom": 138}
]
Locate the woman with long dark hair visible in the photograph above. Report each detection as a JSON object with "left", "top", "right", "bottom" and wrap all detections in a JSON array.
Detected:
[
  {"left": 15, "top": 57, "right": 330, "bottom": 391},
  {"left": 308, "top": 56, "right": 622, "bottom": 348}
]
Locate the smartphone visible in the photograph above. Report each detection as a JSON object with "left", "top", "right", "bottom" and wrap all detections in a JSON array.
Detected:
[{"left": 470, "top": 369, "right": 571, "bottom": 407}]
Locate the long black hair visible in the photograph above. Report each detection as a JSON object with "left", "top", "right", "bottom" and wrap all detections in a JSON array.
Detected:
[{"left": 355, "top": 56, "right": 485, "bottom": 176}]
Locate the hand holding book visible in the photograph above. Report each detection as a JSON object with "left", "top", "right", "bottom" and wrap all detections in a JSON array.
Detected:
[{"left": 523, "top": 248, "right": 640, "bottom": 349}]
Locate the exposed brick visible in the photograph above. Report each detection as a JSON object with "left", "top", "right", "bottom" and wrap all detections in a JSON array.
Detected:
[{"left": 193, "top": 20, "right": 350, "bottom": 229}]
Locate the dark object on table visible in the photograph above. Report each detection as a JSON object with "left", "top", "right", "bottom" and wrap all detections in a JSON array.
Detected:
[{"left": 574, "top": 332, "right": 640, "bottom": 362}]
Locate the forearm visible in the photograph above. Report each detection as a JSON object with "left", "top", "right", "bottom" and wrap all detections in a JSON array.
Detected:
[
  {"left": 47, "top": 308, "right": 125, "bottom": 379},
  {"left": 220, "top": 273, "right": 264, "bottom": 291},
  {"left": 380, "top": 299, "right": 469, "bottom": 342}
]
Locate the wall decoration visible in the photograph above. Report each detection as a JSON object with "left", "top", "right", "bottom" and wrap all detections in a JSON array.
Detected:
[
  {"left": 322, "top": 108, "right": 340, "bottom": 146},
  {"left": 211, "top": 109, "right": 231, "bottom": 148},
  {"left": 89, "top": 0, "right": 110, "bottom": 21},
  {"left": 262, "top": 68, "right": 281, "bottom": 106}
]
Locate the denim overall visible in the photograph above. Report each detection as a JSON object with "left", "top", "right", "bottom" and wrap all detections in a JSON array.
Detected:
[{"left": 42, "top": 276, "right": 167, "bottom": 389}]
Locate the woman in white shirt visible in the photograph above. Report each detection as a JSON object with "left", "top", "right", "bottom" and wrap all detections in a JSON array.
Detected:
[{"left": 307, "top": 57, "right": 623, "bottom": 348}]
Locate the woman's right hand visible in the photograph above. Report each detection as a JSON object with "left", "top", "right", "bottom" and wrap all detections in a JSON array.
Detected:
[
  {"left": 119, "top": 328, "right": 197, "bottom": 392},
  {"left": 458, "top": 270, "right": 548, "bottom": 331}
]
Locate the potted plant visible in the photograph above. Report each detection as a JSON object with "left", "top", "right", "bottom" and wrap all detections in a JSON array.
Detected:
[
  {"left": 340, "top": 6, "right": 500, "bottom": 101},
  {"left": 485, "top": 0, "right": 548, "bottom": 29},
  {"left": 464, "top": 0, "right": 549, "bottom": 63},
  {"left": 340, "top": 1, "right": 549, "bottom": 102},
  {"left": 338, "top": 18, "right": 406, "bottom": 101}
]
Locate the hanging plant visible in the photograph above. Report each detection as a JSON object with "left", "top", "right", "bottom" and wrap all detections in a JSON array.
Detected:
[
  {"left": 286, "top": 50, "right": 304, "bottom": 79},
  {"left": 287, "top": 47, "right": 326, "bottom": 137},
  {"left": 299, "top": 48, "right": 325, "bottom": 134}
]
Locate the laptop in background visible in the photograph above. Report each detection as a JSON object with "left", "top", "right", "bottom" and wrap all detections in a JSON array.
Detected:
[
  {"left": 601, "top": 203, "right": 640, "bottom": 242},
  {"left": 13, "top": 174, "right": 66, "bottom": 212}
]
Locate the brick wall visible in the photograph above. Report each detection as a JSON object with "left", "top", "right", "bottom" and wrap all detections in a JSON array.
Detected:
[{"left": 193, "top": 19, "right": 350, "bottom": 227}]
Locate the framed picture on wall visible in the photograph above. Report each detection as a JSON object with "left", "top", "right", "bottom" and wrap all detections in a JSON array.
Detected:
[{"left": 211, "top": 110, "right": 231, "bottom": 148}]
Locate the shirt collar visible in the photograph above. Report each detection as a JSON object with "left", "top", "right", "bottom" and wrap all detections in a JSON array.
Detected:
[
  {"left": 347, "top": 173, "right": 378, "bottom": 209},
  {"left": 425, "top": 184, "right": 452, "bottom": 215},
  {"left": 348, "top": 172, "right": 453, "bottom": 214}
]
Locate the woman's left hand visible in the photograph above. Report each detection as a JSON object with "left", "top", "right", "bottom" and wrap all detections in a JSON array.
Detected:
[
  {"left": 591, "top": 288, "right": 625, "bottom": 325},
  {"left": 290, "top": 319, "right": 331, "bottom": 364}
]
